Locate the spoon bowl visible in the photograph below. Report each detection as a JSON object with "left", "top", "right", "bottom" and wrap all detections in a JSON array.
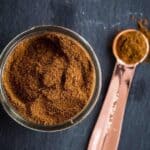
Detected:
[{"left": 113, "top": 29, "right": 149, "bottom": 67}]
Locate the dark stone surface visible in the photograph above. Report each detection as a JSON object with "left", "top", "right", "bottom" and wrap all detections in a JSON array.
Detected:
[{"left": 0, "top": 0, "right": 150, "bottom": 149}]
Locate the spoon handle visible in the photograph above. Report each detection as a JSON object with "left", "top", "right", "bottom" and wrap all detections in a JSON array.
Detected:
[{"left": 88, "top": 62, "right": 135, "bottom": 150}]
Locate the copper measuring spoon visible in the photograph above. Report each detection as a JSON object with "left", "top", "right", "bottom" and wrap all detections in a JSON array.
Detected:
[{"left": 88, "top": 29, "right": 149, "bottom": 150}]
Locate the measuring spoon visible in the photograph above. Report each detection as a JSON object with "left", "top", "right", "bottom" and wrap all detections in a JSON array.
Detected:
[{"left": 88, "top": 29, "right": 149, "bottom": 150}]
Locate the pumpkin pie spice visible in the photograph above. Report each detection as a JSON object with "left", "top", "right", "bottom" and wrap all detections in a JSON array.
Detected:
[
  {"left": 116, "top": 31, "right": 147, "bottom": 64},
  {"left": 2, "top": 32, "right": 95, "bottom": 125}
]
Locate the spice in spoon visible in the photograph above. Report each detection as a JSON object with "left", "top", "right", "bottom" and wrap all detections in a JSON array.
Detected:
[{"left": 116, "top": 31, "right": 147, "bottom": 64}]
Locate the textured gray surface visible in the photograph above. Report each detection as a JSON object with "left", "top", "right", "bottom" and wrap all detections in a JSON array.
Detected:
[{"left": 0, "top": 0, "right": 150, "bottom": 150}]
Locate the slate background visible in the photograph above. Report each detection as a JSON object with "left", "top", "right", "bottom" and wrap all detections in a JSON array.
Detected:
[{"left": 0, "top": 0, "right": 150, "bottom": 150}]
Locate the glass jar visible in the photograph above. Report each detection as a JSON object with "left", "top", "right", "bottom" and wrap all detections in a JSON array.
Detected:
[{"left": 0, "top": 26, "right": 102, "bottom": 132}]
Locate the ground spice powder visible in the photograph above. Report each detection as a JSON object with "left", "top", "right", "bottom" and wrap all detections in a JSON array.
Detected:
[
  {"left": 2, "top": 32, "right": 95, "bottom": 125},
  {"left": 116, "top": 31, "right": 147, "bottom": 64}
]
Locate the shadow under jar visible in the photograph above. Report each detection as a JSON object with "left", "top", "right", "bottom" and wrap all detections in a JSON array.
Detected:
[{"left": 0, "top": 26, "right": 102, "bottom": 132}]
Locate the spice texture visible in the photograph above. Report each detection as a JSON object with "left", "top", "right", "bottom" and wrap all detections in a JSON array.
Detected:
[
  {"left": 2, "top": 32, "right": 95, "bottom": 125},
  {"left": 116, "top": 31, "right": 147, "bottom": 64}
]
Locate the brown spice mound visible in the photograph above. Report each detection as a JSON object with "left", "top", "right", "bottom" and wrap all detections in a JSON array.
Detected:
[
  {"left": 116, "top": 31, "right": 147, "bottom": 64},
  {"left": 2, "top": 32, "right": 95, "bottom": 125}
]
